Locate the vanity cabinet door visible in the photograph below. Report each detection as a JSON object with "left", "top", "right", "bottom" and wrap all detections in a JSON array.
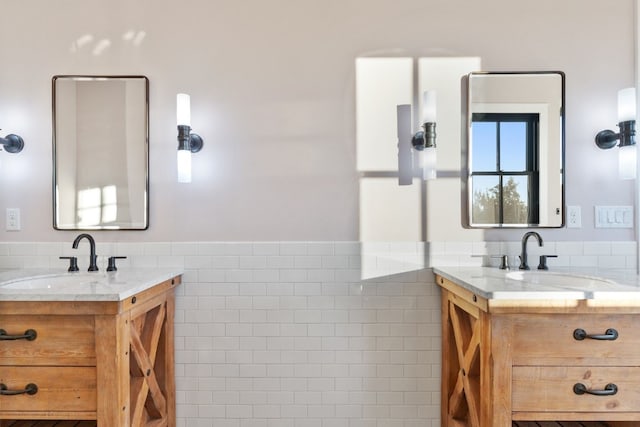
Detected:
[
  {"left": 0, "top": 315, "right": 95, "bottom": 366},
  {"left": 509, "top": 314, "right": 640, "bottom": 365}
]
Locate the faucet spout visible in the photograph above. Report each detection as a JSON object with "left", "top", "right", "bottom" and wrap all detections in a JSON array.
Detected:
[
  {"left": 519, "top": 231, "right": 543, "bottom": 270},
  {"left": 72, "top": 233, "right": 98, "bottom": 272}
]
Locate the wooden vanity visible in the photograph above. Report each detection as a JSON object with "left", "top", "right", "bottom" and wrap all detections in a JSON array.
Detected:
[
  {"left": 435, "top": 270, "right": 640, "bottom": 427},
  {"left": 0, "top": 272, "right": 181, "bottom": 427}
]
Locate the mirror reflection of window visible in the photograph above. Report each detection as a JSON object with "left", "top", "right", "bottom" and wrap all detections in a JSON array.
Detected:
[
  {"left": 101, "top": 185, "right": 118, "bottom": 223},
  {"left": 77, "top": 188, "right": 101, "bottom": 227},
  {"left": 77, "top": 185, "right": 118, "bottom": 227},
  {"left": 470, "top": 113, "right": 539, "bottom": 225}
]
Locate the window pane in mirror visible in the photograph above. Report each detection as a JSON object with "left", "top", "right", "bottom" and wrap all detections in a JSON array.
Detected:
[
  {"left": 500, "top": 122, "right": 527, "bottom": 171},
  {"left": 471, "top": 121, "right": 497, "bottom": 172},
  {"left": 502, "top": 175, "right": 529, "bottom": 224},
  {"left": 471, "top": 176, "right": 499, "bottom": 224}
]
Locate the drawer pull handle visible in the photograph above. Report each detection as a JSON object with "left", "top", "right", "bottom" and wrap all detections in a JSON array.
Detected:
[
  {"left": 573, "top": 328, "right": 618, "bottom": 341},
  {"left": 0, "top": 383, "right": 38, "bottom": 396},
  {"left": 0, "top": 328, "right": 37, "bottom": 341},
  {"left": 573, "top": 382, "right": 618, "bottom": 396}
]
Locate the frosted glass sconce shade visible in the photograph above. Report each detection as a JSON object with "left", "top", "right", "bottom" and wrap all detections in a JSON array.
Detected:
[
  {"left": 177, "top": 149, "right": 192, "bottom": 183},
  {"left": 618, "top": 144, "right": 636, "bottom": 180},
  {"left": 595, "top": 87, "right": 636, "bottom": 180},
  {"left": 422, "top": 145, "right": 437, "bottom": 180},
  {"left": 176, "top": 93, "right": 203, "bottom": 183},
  {"left": 618, "top": 87, "right": 635, "bottom": 122},
  {"left": 177, "top": 93, "right": 191, "bottom": 127},
  {"left": 422, "top": 90, "right": 436, "bottom": 122}
]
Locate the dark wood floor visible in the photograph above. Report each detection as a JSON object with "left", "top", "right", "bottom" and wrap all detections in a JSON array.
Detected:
[
  {"left": 512, "top": 422, "right": 612, "bottom": 427},
  {"left": 0, "top": 422, "right": 96, "bottom": 427},
  {"left": 0, "top": 420, "right": 617, "bottom": 427}
]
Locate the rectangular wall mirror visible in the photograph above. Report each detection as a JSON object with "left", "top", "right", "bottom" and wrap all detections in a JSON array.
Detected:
[
  {"left": 52, "top": 75, "right": 149, "bottom": 230},
  {"left": 464, "top": 71, "right": 564, "bottom": 228}
]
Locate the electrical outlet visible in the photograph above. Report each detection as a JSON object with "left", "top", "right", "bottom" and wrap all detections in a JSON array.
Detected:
[
  {"left": 567, "top": 205, "right": 581, "bottom": 228},
  {"left": 6, "top": 208, "right": 21, "bottom": 231}
]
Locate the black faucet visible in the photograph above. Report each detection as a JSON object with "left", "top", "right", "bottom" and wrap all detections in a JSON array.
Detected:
[
  {"left": 72, "top": 233, "right": 99, "bottom": 272},
  {"left": 519, "top": 231, "right": 543, "bottom": 270}
]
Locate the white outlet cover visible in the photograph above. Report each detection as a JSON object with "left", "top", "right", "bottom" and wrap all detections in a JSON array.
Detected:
[
  {"left": 6, "top": 208, "right": 21, "bottom": 231},
  {"left": 567, "top": 205, "right": 581, "bottom": 228}
]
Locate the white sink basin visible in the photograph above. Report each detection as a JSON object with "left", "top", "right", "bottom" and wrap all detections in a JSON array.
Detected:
[
  {"left": 505, "top": 271, "right": 617, "bottom": 289},
  {"left": 0, "top": 273, "right": 107, "bottom": 290}
]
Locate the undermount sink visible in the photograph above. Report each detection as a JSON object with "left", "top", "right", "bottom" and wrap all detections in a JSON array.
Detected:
[
  {"left": 505, "top": 270, "right": 617, "bottom": 289},
  {"left": 0, "top": 273, "right": 107, "bottom": 290}
]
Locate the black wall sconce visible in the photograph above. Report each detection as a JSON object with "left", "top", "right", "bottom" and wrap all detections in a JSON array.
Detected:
[
  {"left": 0, "top": 131, "right": 24, "bottom": 154},
  {"left": 177, "top": 93, "right": 204, "bottom": 183},
  {"left": 411, "top": 90, "right": 437, "bottom": 180},
  {"left": 595, "top": 87, "right": 636, "bottom": 180}
]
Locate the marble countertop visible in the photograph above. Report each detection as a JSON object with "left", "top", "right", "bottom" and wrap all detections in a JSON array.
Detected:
[
  {"left": 433, "top": 266, "right": 640, "bottom": 300},
  {"left": 0, "top": 268, "right": 183, "bottom": 301}
]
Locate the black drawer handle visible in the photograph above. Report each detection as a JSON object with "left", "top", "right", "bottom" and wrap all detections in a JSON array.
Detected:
[
  {"left": 0, "top": 383, "right": 38, "bottom": 396},
  {"left": 573, "top": 328, "right": 618, "bottom": 341},
  {"left": 0, "top": 328, "right": 37, "bottom": 341},
  {"left": 573, "top": 382, "right": 618, "bottom": 396}
]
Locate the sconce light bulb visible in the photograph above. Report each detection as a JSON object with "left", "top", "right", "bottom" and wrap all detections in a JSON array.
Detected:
[
  {"left": 177, "top": 93, "right": 191, "bottom": 127},
  {"left": 177, "top": 149, "right": 192, "bottom": 183},
  {"left": 618, "top": 87, "right": 636, "bottom": 123},
  {"left": 421, "top": 90, "right": 437, "bottom": 123}
]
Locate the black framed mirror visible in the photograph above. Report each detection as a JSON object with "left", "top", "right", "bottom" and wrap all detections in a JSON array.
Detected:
[
  {"left": 52, "top": 75, "right": 149, "bottom": 230},
  {"left": 464, "top": 71, "right": 565, "bottom": 228}
]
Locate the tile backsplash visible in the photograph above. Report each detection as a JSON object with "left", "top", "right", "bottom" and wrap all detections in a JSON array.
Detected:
[{"left": 0, "top": 240, "right": 635, "bottom": 426}]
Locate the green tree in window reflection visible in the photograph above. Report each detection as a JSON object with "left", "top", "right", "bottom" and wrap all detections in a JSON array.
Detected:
[{"left": 473, "top": 177, "right": 528, "bottom": 224}]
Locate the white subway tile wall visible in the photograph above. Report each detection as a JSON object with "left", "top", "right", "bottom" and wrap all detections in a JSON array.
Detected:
[
  {"left": 172, "top": 242, "right": 440, "bottom": 427},
  {"left": 0, "top": 241, "right": 636, "bottom": 427}
]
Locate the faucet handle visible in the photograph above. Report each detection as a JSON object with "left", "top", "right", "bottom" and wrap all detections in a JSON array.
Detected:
[
  {"left": 88, "top": 255, "right": 99, "bottom": 272},
  {"left": 491, "top": 255, "right": 510, "bottom": 270},
  {"left": 59, "top": 256, "right": 79, "bottom": 272},
  {"left": 537, "top": 255, "right": 558, "bottom": 270},
  {"left": 107, "top": 256, "right": 127, "bottom": 272}
]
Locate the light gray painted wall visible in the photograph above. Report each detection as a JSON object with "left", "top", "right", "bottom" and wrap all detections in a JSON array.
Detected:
[{"left": 0, "top": 0, "right": 635, "bottom": 242}]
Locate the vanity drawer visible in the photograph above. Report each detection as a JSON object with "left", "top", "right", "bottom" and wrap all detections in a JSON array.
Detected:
[
  {"left": 510, "top": 314, "right": 640, "bottom": 364},
  {"left": 0, "top": 366, "right": 96, "bottom": 412},
  {"left": 0, "top": 315, "right": 96, "bottom": 366},
  {"left": 512, "top": 366, "right": 640, "bottom": 413}
]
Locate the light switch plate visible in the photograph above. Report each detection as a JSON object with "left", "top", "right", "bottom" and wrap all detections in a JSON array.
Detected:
[{"left": 595, "top": 206, "right": 633, "bottom": 228}]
